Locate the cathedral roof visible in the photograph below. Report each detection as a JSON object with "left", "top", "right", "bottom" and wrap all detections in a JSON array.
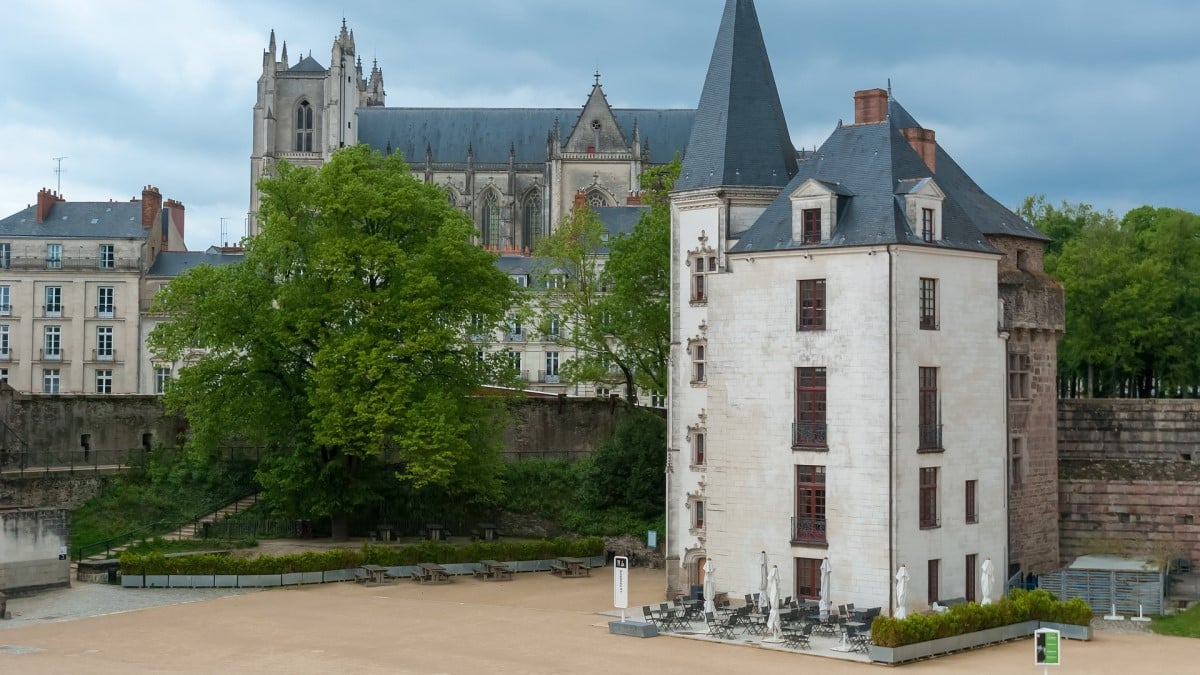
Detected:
[
  {"left": 0, "top": 201, "right": 150, "bottom": 239},
  {"left": 289, "top": 55, "right": 326, "bottom": 73},
  {"left": 357, "top": 107, "right": 694, "bottom": 165},
  {"left": 677, "top": 0, "right": 797, "bottom": 192},
  {"left": 730, "top": 97, "right": 1047, "bottom": 255}
]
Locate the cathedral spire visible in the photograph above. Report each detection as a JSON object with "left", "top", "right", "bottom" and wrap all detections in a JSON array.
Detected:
[
  {"left": 677, "top": 0, "right": 796, "bottom": 191},
  {"left": 280, "top": 41, "right": 288, "bottom": 68}
]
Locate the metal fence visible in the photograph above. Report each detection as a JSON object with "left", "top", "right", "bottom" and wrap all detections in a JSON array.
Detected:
[{"left": 1038, "top": 568, "right": 1165, "bottom": 615}]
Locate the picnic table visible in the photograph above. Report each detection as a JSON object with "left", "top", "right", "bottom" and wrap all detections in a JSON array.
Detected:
[
  {"left": 477, "top": 559, "right": 513, "bottom": 581},
  {"left": 476, "top": 523, "right": 501, "bottom": 541},
  {"left": 426, "top": 524, "right": 447, "bottom": 541},
  {"left": 412, "top": 562, "right": 450, "bottom": 584},
  {"left": 551, "top": 556, "right": 590, "bottom": 578},
  {"left": 361, "top": 564, "right": 388, "bottom": 585}
]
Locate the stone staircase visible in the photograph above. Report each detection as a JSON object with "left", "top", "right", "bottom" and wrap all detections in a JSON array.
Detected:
[{"left": 74, "top": 493, "right": 259, "bottom": 577}]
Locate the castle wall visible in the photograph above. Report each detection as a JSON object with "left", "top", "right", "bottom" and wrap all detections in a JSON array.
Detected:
[{"left": 1058, "top": 398, "right": 1200, "bottom": 567}]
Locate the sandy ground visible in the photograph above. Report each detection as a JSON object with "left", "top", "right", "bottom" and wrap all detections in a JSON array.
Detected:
[{"left": 1, "top": 568, "right": 1196, "bottom": 674}]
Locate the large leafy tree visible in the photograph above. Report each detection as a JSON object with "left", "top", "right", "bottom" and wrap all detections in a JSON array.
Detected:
[
  {"left": 530, "top": 159, "right": 677, "bottom": 403},
  {"left": 1027, "top": 198, "right": 1200, "bottom": 397},
  {"left": 150, "top": 146, "right": 517, "bottom": 537}
]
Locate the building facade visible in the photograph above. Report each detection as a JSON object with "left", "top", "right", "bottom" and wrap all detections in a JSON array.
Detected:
[{"left": 665, "top": 0, "right": 1059, "bottom": 612}]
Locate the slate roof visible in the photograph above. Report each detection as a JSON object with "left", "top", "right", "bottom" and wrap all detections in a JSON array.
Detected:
[
  {"left": 594, "top": 206, "right": 648, "bottom": 242},
  {"left": 147, "top": 251, "right": 244, "bottom": 278},
  {"left": 289, "top": 55, "right": 326, "bottom": 73},
  {"left": 357, "top": 107, "right": 694, "bottom": 165},
  {"left": 677, "top": 0, "right": 797, "bottom": 191},
  {"left": 731, "top": 98, "right": 1048, "bottom": 254},
  {"left": 0, "top": 202, "right": 149, "bottom": 239}
]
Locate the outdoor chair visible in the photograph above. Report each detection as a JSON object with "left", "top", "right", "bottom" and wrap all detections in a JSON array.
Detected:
[
  {"left": 783, "top": 622, "right": 812, "bottom": 649},
  {"left": 846, "top": 624, "right": 870, "bottom": 653},
  {"left": 659, "top": 603, "right": 686, "bottom": 631},
  {"left": 705, "top": 611, "right": 736, "bottom": 639},
  {"left": 643, "top": 605, "right": 668, "bottom": 630}
]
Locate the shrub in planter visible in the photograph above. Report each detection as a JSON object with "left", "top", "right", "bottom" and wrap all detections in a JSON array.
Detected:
[{"left": 869, "top": 591, "right": 1092, "bottom": 648}]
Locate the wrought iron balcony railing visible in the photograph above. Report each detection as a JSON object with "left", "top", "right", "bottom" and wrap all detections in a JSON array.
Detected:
[
  {"left": 918, "top": 423, "right": 943, "bottom": 451},
  {"left": 792, "top": 421, "right": 828, "bottom": 449},
  {"left": 790, "top": 515, "right": 828, "bottom": 545}
]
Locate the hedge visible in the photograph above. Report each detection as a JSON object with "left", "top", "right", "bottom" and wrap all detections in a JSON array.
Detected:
[
  {"left": 870, "top": 590, "right": 1093, "bottom": 648},
  {"left": 120, "top": 537, "right": 605, "bottom": 576}
]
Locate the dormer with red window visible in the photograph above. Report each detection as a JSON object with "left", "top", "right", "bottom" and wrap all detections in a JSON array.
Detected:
[
  {"left": 896, "top": 178, "right": 946, "bottom": 243},
  {"left": 789, "top": 178, "right": 850, "bottom": 245}
]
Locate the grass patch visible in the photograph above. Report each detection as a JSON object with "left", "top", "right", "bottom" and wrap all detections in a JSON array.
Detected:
[
  {"left": 121, "top": 536, "right": 259, "bottom": 556},
  {"left": 1151, "top": 604, "right": 1200, "bottom": 638}
]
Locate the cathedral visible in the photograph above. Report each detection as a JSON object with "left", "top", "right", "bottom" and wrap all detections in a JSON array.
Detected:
[{"left": 249, "top": 21, "right": 695, "bottom": 245}]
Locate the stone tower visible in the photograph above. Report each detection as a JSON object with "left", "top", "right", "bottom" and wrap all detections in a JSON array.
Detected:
[{"left": 247, "top": 21, "right": 385, "bottom": 237}]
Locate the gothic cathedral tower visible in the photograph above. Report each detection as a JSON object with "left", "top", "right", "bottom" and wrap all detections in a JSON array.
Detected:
[{"left": 248, "top": 21, "right": 385, "bottom": 237}]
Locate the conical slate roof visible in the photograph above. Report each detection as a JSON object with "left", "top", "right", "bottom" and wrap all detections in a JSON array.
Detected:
[{"left": 677, "top": 0, "right": 797, "bottom": 191}]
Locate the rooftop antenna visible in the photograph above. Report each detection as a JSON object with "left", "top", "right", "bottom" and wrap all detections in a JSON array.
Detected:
[
  {"left": 220, "top": 217, "right": 229, "bottom": 246},
  {"left": 52, "top": 156, "right": 68, "bottom": 193}
]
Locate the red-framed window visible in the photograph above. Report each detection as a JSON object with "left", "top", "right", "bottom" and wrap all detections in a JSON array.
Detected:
[
  {"left": 693, "top": 432, "right": 706, "bottom": 466},
  {"left": 965, "top": 553, "right": 977, "bottom": 603},
  {"left": 794, "top": 465, "right": 827, "bottom": 544},
  {"left": 795, "top": 367, "right": 827, "bottom": 447},
  {"left": 795, "top": 557, "right": 823, "bottom": 600},
  {"left": 928, "top": 559, "right": 940, "bottom": 605},
  {"left": 919, "top": 278, "right": 938, "bottom": 330},
  {"left": 921, "top": 208, "right": 935, "bottom": 242},
  {"left": 918, "top": 367, "right": 940, "bottom": 449},
  {"left": 797, "top": 279, "right": 826, "bottom": 331},
  {"left": 802, "top": 208, "right": 821, "bottom": 244}
]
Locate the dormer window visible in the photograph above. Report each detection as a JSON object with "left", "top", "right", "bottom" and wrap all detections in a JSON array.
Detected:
[
  {"left": 803, "top": 209, "right": 822, "bottom": 245},
  {"left": 898, "top": 178, "right": 945, "bottom": 243},
  {"left": 789, "top": 179, "right": 847, "bottom": 245}
]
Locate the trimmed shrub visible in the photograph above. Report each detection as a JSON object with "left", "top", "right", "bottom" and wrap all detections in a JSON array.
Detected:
[
  {"left": 869, "top": 590, "right": 1093, "bottom": 648},
  {"left": 121, "top": 537, "right": 604, "bottom": 575}
]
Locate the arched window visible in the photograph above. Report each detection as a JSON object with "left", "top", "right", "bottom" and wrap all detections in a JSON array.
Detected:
[
  {"left": 482, "top": 192, "right": 501, "bottom": 247},
  {"left": 523, "top": 191, "right": 542, "bottom": 249},
  {"left": 295, "top": 101, "right": 313, "bottom": 152},
  {"left": 586, "top": 189, "right": 609, "bottom": 208}
]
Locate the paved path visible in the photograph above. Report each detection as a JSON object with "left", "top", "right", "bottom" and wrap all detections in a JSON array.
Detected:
[{"left": 0, "top": 569, "right": 1194, "bottom": 674}]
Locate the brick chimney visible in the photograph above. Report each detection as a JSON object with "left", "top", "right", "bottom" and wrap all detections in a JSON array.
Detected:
[
  {"left": 36, "top": 188, "right": 65, "bottom": 223},
  {"left": 853, "top": 88, "right": 889, "bottom": 125},
  {"left": 141, "top": 185, "right": 163, "bottom": 229},
  {"left": 164, "top": 198, "right": 186, "bottom": 248},
  {"left": 901, "top": 127, "right": 937, "bottom": 173},
  {"left": 626, "top": 192, "right": 642, "bottom": 206}
]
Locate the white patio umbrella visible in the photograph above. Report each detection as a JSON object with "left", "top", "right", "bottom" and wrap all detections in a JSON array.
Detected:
[
  {"left": 895, "top": 564, "right": 910, "bottom": 619},
  {"left": 818, "top": 557, "right": 832, "bottom": 613},
  {"left": 703, "top": 559, "right": 717, "bottom": 614},
  {"left": 980, "top": 557, "right": 995, "bottom": 605},
  {"left": 757, "top": 551, "right": 769, "bottom": 611},
  {"left": 765, "top": 565, "right": 783, "bottom": 639}
]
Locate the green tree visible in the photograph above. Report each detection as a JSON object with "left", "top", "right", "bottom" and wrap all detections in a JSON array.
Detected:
[
  {"left": 150, "top": 146, "right": 517, "bottom": 538},
  {"left": 531, "top": 159, "right": 678, "bottom": 403},
  {"left": 1016, "top": 195, "right": 1118, "bottom": 273}
]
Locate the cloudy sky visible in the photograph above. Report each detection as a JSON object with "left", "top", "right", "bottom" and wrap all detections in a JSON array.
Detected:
[{"left": 2, "top": 0, "right": 1197, "bottom": 250}]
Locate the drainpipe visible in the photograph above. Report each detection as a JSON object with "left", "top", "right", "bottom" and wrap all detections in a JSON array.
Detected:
[{"left": 887, "top": 244, "right": 895, "bottom": 616}]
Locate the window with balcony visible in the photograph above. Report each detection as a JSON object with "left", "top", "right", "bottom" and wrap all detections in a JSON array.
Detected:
[
  {"left": 546, "top": 314, "right": 560, "bottom": 339},
  {"left": 96, "top": 326, "right": 114, "bottom": 361},
  {"left": 46, "top": 243, "right": 62, "bottom": 270},
  {"left": 919, "top": 277, "right": 938, "bottom": 330},
  {"left": 43, "top": 325, "right": 62, "bottom": 361},
  {"left": 693, "top": 432, "right": 706, "bottom": 467},
  {"left": 97, "top": 287, "right": 115, "bottom": 318},
  {"left": 965, "top": 479, "right": 978, "bottom": 524},
  {"left": 918, "top": 366, "right": 941, "bottom": 450},
  {"left": 0, "top": 285, "right": 9, "bottom": 316},
  {"left": 920, "top": 467, "right": 940, "bottom": 529},
  {"left": 802, "top": 208, "right": 821, "bottom": 245},
  {"left": 1008, "top": 351, "right": 1030, "bottom": 399},
  {"left": 797, "top": 279, "right": 826, "bottom": 331},
  {"left": 0, "top": 324, "right": 9, "bottom": 359},
  {"left": 96, "top": 369, "right": 113, "bottom": 394},
  {"left": 795, "top": 557, "right": 823, "bottom": 600},
  {"left": 45, "top": 286, "right": 62, "bottom": 317},
  {"left": 99, "top": 244, "right": 115, "bottom": 269},
  {"left": 43, "top": 368, "right": 60, "bottom": 394},
  {"left": 506, "top": 316, "right": 523, "bottom": 341},
  {"left": 155, "top": 366, "right": 172, "bottom": 395},
  {"left": 927, "top": 559, "right": 941, "bottom": 605},
  {"left": 544, "top": 351, "right": 560, "bottom": 383},
  {"left": 793, "top": 464, "right": 827, "bottom": 544},
  {"left": 794, "top": 367, "right": 828, "bottom": 448}
]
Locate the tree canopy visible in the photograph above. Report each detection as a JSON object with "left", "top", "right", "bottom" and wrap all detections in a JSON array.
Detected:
[
  {"left": 529, "top": 158, "right": 677, "bottom": 402},
  {"left": 150, "top": 146, "right": 517, "bottom": 536},
  {"left": 1021, "top": 197, "right": 1200, "bottom": 397}
]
